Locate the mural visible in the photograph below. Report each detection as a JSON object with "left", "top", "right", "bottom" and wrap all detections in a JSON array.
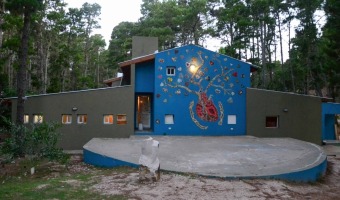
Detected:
[{"left": 156, "top": 46, "right": 245, "bottom": 130}]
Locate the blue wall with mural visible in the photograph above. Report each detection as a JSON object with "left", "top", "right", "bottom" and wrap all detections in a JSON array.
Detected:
[
  {"left": 152, "top": 45, "right": 251, "bottom": 135},
  {"left": 135, "top": 60, "right": 155, "bottom": 93}
]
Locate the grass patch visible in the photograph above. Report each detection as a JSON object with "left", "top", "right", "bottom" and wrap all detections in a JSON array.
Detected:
[
  {"left": 0, "top": 173, "right": 127, "bottom": 200},
  {"left": 0, "top": 157, "right": 130, "bottom": 200}
]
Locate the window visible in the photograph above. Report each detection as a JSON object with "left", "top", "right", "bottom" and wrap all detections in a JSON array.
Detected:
[
  {"left": 266, "top": 116, "right": 279, "bottom": 128},
  {"left": 117, "top": 114, "right": 127, "bottom": 125},
  {"left": 77, "top": 114, "right": 87, "bottom": 124},
  {"left": 62, "top": 114, "right": 72, "bottom": 124},
  {"left": 166, "top": 66, "right": 176, "bottom": 76},
  {"left": 227, "top": 115, "right": 237, "bottom": 125},
  {"left": 24, "top": 115, "right": 29, "bottom": 124},
  {"left": 33, "top": 115, "right": 43, "bottom": 124},
  {"left": 165, "top": 114, "right": 174, "bottom": 124},
  {"left": 103, "top": 115, "right": 114, "bottom": 124}
]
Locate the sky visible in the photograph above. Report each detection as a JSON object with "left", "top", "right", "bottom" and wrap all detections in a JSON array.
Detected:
[
  {"left": 64, "top": 0, "right": 221, "bottom": 51},
  {"left": 64, "top": 0, "right": 326, "bottom": 62},
  {"left": 65, "top": 0, "right": 144, "bottom": 47}
]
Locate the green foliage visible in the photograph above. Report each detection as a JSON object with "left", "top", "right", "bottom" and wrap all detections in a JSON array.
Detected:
[
  {"left": 0, "top": 167, "right": 128, "bottom": 200},
  {"left": 107, "top": 21, "right": 139, "bottom": 71},
  {"left": 0, "top": 0, "right": 339, "bottom": 99},
  {"left": 320, "top": 0, "right": 340, "bottom": 98},
  {"left": 0, "top": 119, "right": 68, "bottom": 163},
  {"left": 139, "top": 0, "right": 209, "bottom": 49}
]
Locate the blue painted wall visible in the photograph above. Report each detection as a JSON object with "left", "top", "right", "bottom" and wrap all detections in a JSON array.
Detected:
[
  {"left": 83, "top": 149, "right": 139, "bottom": 168},
  {"left": 152, "top": 45, "right": 251, "bottom": 135},
  {"left": 322, "top": 103, "right": 340, "bottom": 140},
  {"left": 135, "top": 60, "right": 155, "bottom": 93}
]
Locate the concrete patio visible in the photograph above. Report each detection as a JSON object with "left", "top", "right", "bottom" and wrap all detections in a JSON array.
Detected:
[{"left": 83, "top": 136, "right": 327, "bottom": 182}]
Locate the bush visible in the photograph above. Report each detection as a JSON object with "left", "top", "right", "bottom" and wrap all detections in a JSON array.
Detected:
[{"left": 0, "top": 119, "right": 69, "bottom": 164}]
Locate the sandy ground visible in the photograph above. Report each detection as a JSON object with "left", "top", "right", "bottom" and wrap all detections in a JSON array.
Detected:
[
  {"left": 88, "top": 156, "right": 340, "bottom": 200},
  {"left": 2, "top": 146, "right": 340, "bottom": 200}
]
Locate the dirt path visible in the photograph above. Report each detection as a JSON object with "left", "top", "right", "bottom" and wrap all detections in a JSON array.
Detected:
[
  {"left": 1, "top": 149, "right": 340, "bottom": 199},
  {"left": 89, "top": 156, "right": 340, "bottom": 200}
]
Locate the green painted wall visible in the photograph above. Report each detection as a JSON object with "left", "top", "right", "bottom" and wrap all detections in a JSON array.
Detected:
[
  {"left": 246, "top": 88, "right": 322, "bottom": 145},
  {"left": 132, "top": 36, "right": 158, "bottom": 58},
  {"left": 11, "top": 86, "right": 134, "bottom": 150}
]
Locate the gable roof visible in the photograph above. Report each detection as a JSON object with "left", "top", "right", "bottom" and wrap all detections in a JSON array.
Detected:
[{"left": 118, "top": 44, "right": 259, "bottom": 72}]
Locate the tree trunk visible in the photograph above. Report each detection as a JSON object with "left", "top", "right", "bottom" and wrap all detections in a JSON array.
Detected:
[
  {"left": 37, "top": 23, "right": 46, "bottom": 94},
  {"left": 16, "top": 9, "right": 31, "bottom": 125},
  {"left": 0, "top": 19, "right": 2, "bottom": 49},
  {"left": 0, "top": 0, "right": 3, "bottom": 49},
  {"left": 97, "top": 51, "right": 100, "bottom": 87},
  {"left": 288, "top": 20, "right": 295, "bottom": 92},
  {"left": 260, "top": 19, "right": 267, "bottom": 88},
  {"left": 44, "top": 46, "right": 50, "bottom": 93},
  {"left": 277, "top": 12, "right": 285, "bottom": 90},
  {"left": 7, "top": 54, "right": 13, "bottom": 88},
  {"left": 61, "top": 69, "right": 66, "bottom": 92}
]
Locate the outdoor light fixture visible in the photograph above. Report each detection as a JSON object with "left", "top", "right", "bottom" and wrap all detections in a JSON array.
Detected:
[
  {"left": 283, "top": 108, "right": 288, "bottom": 112},
  {"left": 72, "top": 107, "right": 78, "bottom": 111},
  {"left": 189, "top": 64, "right": 197, "bottom": 73}
]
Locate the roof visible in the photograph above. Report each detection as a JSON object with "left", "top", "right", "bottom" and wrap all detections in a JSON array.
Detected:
[
  {"left": 5, "top": 86, "right": 131, "bottom": 99},
  {"left": 118, "top": 54, "right": 155, "bottom": 68},
  {"left": 250, "top": 64, "right": 259, "bottom": 72},
  {"left": 118, "top": 44, "right": 259, "bottom": 72},
  {"left": 248, "top": 88, "right": 335, "bottom": 102},
  {"left": 103, "top": 77, "right": 122, "bottom": 84}
]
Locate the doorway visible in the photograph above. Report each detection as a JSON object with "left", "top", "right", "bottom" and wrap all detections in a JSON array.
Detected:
[{"left": 136, "top": 94, "right": 152, "bottom": 130}]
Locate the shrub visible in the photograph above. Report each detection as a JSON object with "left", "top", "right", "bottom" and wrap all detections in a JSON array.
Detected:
[{"left": 0, "top": 119, "right": 68, "bottom": 164}]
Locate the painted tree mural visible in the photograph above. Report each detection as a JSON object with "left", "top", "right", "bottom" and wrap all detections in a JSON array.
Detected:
[{"left": 156, "top": 46, "right": 247, "bottom": 130}]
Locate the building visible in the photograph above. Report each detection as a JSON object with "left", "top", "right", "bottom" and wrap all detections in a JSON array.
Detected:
[{"left": 9, "top": 37, "right": 340, "bottom": 150}]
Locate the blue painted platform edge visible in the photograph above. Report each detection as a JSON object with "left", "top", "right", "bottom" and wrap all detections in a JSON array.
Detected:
[
  {"left": 83, "top": 148, "right": 327, "bottom": 183},
  {"left": 83, "top": 148, "right": 139, "bottom": 168},
  {"left": 189, "top": 157, "right": 327, "bottom": 183},
  {"left": 257, "top": 157, "right": 327, "bottom": 183},
  {"left": 179, "top": 157, "right": 327, "bottom": 183}
]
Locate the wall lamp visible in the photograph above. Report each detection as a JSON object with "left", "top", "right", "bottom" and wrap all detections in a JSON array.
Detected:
[
  {"left": 189, "top": 64, "right": 198, "bottom": 73},
  {"left": 72, "top": 107, "right": 78, "bottom": 111},
  {"left": 283, "top": 108, "right": 288, "bottom": 112}
]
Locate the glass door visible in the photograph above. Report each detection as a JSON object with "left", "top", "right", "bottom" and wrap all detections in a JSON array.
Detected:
[{"left": 136, "top": 95, "right": 151, "bottom": 130}]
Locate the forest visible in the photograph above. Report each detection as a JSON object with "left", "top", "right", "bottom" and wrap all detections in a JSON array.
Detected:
[{"left": 0, "top": 0, "right": 339, "bottom": 102}]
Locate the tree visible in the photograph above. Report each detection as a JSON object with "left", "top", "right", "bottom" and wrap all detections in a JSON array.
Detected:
[
  {"left": 321, "top": 0, "right": 340, "bottom": 99},
  {"left": 214, "top": 0, "right": 248, "bottom": 59},
  {"left": 32, "top": 0, "right": 67, "bottom": 94},
  {"left": 80, "top": 3, "right": 101, "bottom": 79},
  {"left": 290, "top": 0, "right": 323, "bottom": 95},
  {"left": 139, "top": 0, "right": 210, "bottom": 49},
  {"left": 107, "top": 21, "right": 140, "bottom": 71},
  {"left": 5, "top": 0, "right": 43, "bottom": 125}
]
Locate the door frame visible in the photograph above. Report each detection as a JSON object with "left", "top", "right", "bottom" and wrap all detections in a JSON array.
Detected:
[{"left": 135, "top": 93, "right": 153, "bottom": 131}]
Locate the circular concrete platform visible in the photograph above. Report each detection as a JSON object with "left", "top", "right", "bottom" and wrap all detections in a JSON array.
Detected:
[{"left": 83, "top": 136, "right": 327, "bottom": 182}]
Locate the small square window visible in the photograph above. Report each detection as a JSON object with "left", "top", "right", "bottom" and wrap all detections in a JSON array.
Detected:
[
  {"left": 266, "top": 116, "right": 279, "bottom": 128},
  {"left": 165, "top": 114, "right": 174, "bottom": 124},
  {"left": 24, "top": 115, "right": 29, "bottom": 124},
  {"left": 77, "top": 114, "right": 87, "bottom": 124},
  {"left": 33, "top": 115, "right": 43, "bottom": 124},
  {"left": 228, "top": 115, "right": 237, "bottom": 125},
  {"left": 117, "top": 114, "right": 127, "bottom": 125},
  {"left": 166, "top": 66, "right": 176, "bottom": 76},
  {"left": 62, "top": 114, "right": 72, "bottom": 124},
  {"left": 104, "top": 115, "right": 114, "bottom": 124}
]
